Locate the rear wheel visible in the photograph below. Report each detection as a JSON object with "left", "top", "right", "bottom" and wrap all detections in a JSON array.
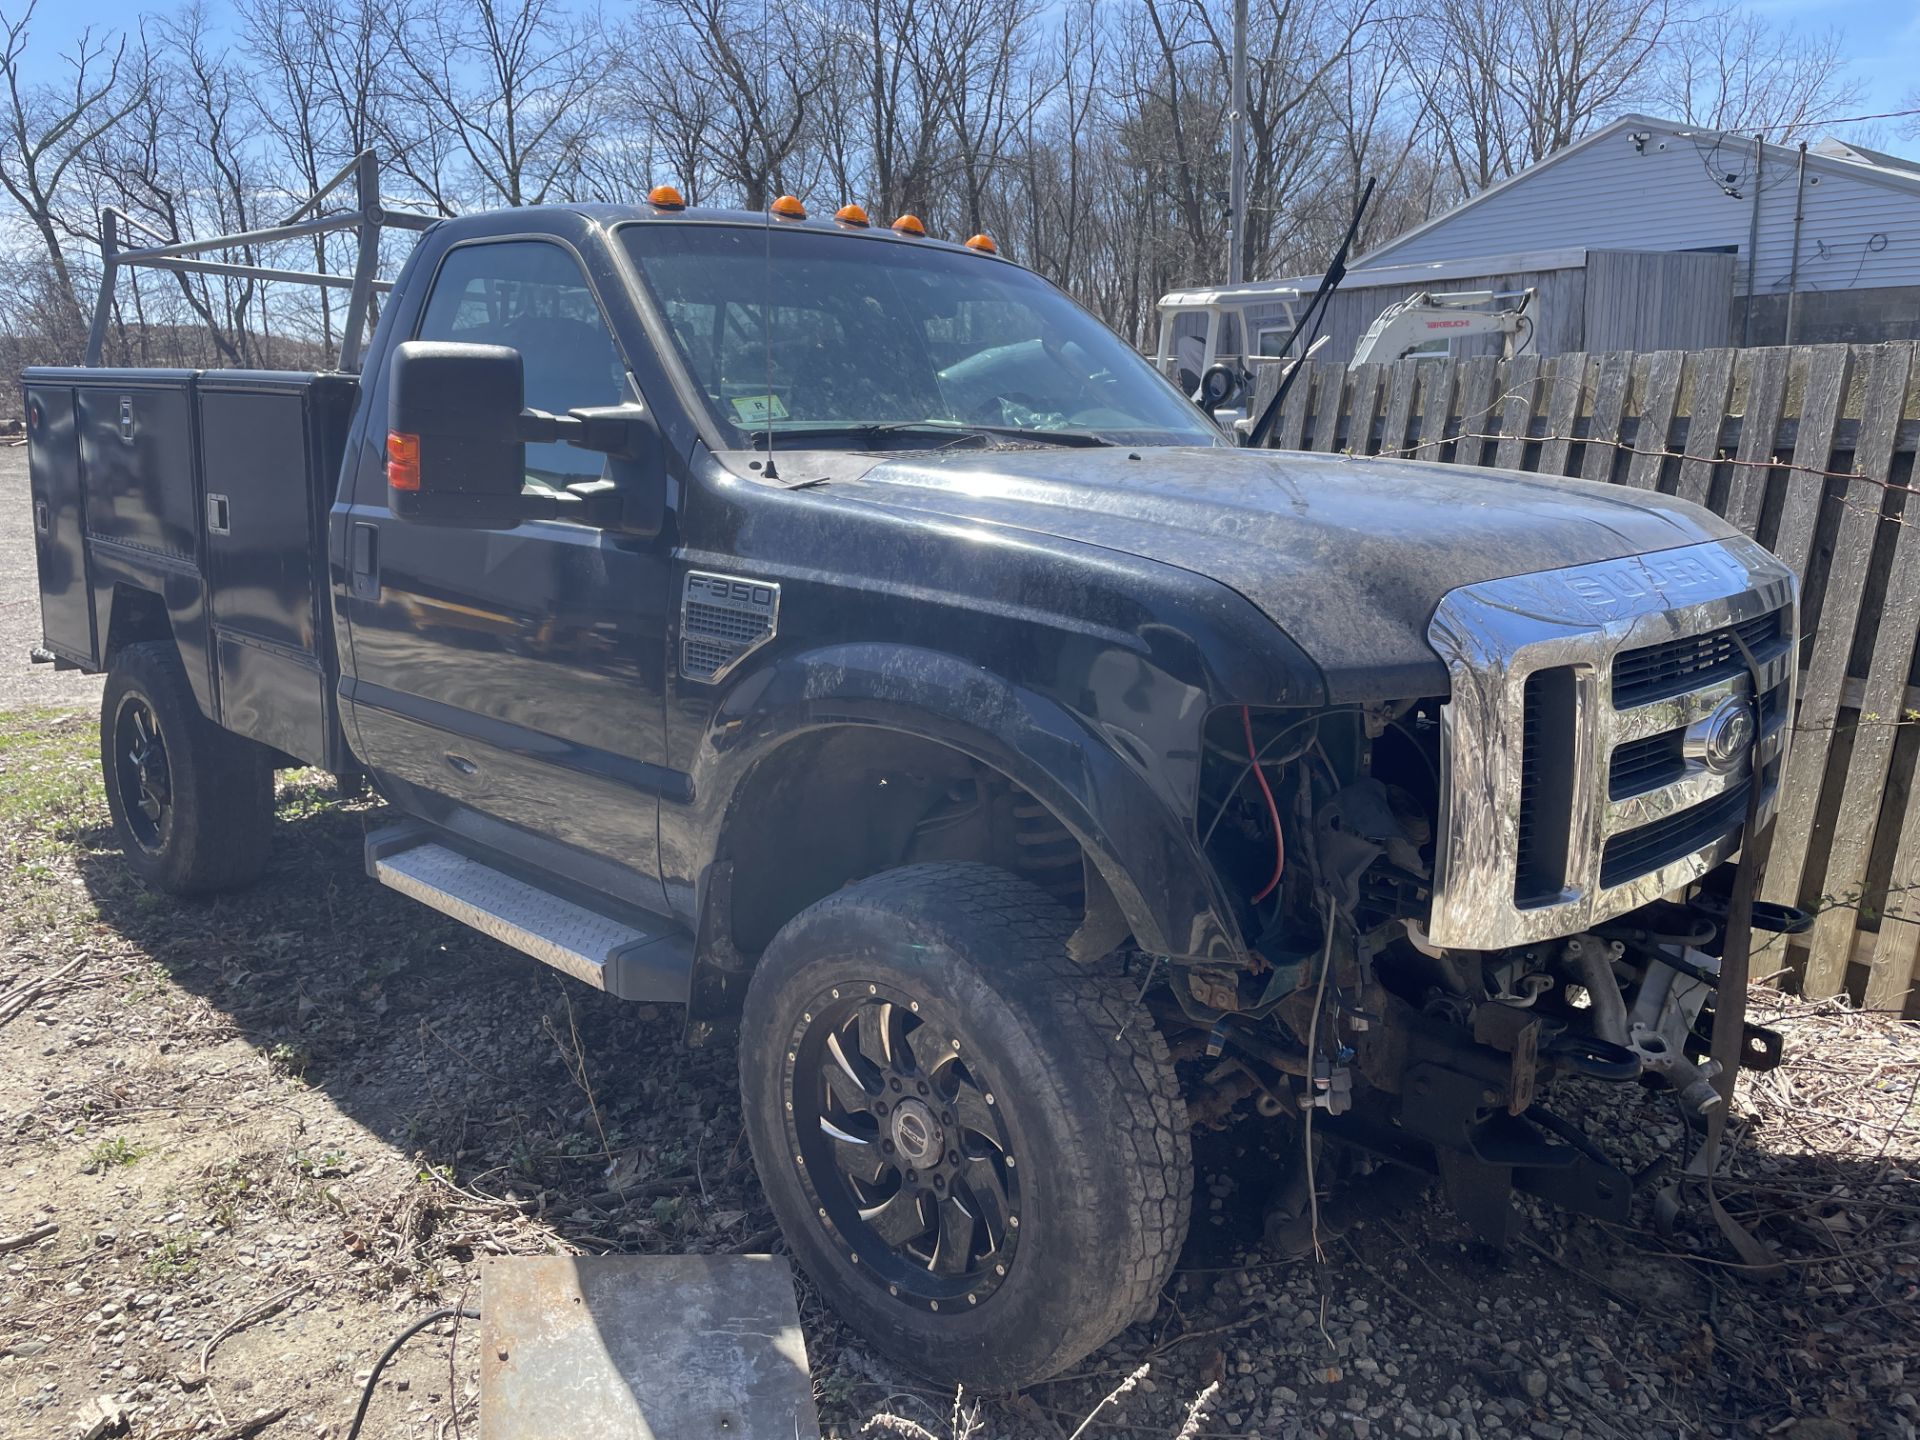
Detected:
[
  {"left": 739, "top": 863, "right": 1191, "bottom": 1389},
  {"left": 101, "top": 641, "right": 274, "bottom": 895}
]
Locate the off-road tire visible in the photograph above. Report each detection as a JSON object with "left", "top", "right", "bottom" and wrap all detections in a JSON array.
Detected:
[
  {"left": 739, "top": 862, "right": 1192, "bottom": 1389},
  {"left": 100, "top": 641, "right": 274, "bottom": 895}
]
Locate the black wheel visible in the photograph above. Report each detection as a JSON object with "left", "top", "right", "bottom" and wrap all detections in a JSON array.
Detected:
[
  {"left": 740, "top": 863, "right": 1191, "bottom": 1389},
  {"left": 100, "top": 641, "right": 274, "bottom": 895}
]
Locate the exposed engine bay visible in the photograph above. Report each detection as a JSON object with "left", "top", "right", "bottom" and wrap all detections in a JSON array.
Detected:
[{"left": 1170, "top": 702, "right": 1797, "bottom": 1248}]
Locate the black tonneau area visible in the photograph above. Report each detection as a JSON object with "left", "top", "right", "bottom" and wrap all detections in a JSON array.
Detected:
[{"left": 22, "top": 367, "right": 357, "bottom": 768}]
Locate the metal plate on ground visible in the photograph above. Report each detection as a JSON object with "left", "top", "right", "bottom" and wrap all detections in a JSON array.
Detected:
[{"left": 480, "top": 1255, "right": 821, "bottom": 1440}]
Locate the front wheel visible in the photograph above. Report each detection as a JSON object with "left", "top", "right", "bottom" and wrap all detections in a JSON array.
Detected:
[{"left": 739, "top": 863, "right": 1191, "bottom": 1389}]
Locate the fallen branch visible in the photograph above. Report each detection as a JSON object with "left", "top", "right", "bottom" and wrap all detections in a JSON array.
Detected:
[
  {"left": 0, "top": 1222, "right": 58, "bottom": 1253},
  {"left": 0, "top": 957, "right": 87, "bottom": 1029},
  {"left": 200, "top": 1286, "right": 298, "bottom": 1380},
  {"left": 209, "top": 1406, "right": 290, "bottom": 1439}
]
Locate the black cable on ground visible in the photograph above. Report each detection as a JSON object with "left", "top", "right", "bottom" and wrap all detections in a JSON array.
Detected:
[{"left": 344, "top": 1306, "right": 482, "bottom": 1440}]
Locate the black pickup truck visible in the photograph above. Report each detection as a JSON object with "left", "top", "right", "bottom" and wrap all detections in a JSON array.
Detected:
[{"left": 25, "top": 198, "right": 1798, "bottom": 1388}]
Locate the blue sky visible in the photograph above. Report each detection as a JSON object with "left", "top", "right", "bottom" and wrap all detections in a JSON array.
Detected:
[
  {"left": 1775, "top": 0, "right": 1919, "bottom": 132},
  {"left": 9, "top": 0, "right": 1919, "bottom": 143}
]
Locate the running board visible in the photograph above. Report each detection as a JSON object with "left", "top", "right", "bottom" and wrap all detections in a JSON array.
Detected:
[{"left": 366, "top": 825, "right": 691, "bottom": 1003}]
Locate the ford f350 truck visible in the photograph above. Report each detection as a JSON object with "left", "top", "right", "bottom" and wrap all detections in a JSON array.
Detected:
[{"left": 26, "top": 192, "right": 1799, "bottom": 1389}]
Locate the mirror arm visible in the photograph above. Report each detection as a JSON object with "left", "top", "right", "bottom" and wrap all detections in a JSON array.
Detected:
[
  {"left": 515, "top": 407, "right": 574, "bottom": 446},
  {"left": 516, "top": 406, "right": 650, "bottom": 457},
  {"left": 518, "top": 477, "right": 624, "bottom": 527}
]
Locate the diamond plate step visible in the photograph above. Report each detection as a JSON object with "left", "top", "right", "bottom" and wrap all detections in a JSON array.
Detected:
[{"left": 366, "top": 826, "right": 690, "bottom": 1002}]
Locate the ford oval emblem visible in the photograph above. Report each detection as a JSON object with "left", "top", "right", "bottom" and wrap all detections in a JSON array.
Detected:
[{"left": 1695, "top": 698, "right": 1755, "bottom": 775}]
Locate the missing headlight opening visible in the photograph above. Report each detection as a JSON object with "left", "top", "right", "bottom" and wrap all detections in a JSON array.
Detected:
[{"left": 1181, "top": 650, "right": 1793, "bottom": 1256}]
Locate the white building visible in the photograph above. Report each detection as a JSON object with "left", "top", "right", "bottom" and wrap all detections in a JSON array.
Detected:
[{"left": 1357, "top": 114, "right": 1920, "bottom": 349}]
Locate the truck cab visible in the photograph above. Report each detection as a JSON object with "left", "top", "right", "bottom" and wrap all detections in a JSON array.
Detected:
[{"left": 26, "top": 195, "right": 1798, "bottom": 1391}]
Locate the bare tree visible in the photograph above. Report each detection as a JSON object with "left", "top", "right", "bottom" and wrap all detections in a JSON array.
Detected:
[
  {"left": 391, "top": 0, "right": 609, "bottom": 208},
  {"left": 636, "top": 0, "right": 832, "bottom": 210},
  {"left": 813, "top": 0, "right": 945, "bottom": 219},
  {"left": 923, "top": 0, "right": 1045, "bottom": 233},
  {"left": 0, "top": 1, "right": 145, "bottom": 337},
  {"left": 1660, "top": 12, "right": 1861, "bottom": 141},
  {"left": 1400, "top": 0, "right": 1678, "bottom": 192}
]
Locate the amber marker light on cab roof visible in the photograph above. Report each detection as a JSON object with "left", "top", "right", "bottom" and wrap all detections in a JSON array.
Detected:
[
  {"left": 891, "top": 213, "right": 926, "bottom": 236},
  {"left": 387, "top": 432, "right": 421, "bottom": 491},
  {"left": 771, "top": 194, "right": 807, "bottom": 220},
  {"left": 964, "top": 233, "right": 997, "bottom": 254},
  {"left": 647, "top": 184, "right": 685, "bottom": 210},
  {"left": 835, "top": 203, "right": 870, "bottom": 227}
]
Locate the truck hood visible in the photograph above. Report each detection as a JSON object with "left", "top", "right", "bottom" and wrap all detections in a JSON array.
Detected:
[{"left": 817, "top": 445, "right": 1741, "bottom": 701}]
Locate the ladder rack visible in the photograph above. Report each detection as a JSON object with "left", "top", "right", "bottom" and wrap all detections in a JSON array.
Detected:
[{"left": 84, "top": 150, "right": 438, "bottom": 373}]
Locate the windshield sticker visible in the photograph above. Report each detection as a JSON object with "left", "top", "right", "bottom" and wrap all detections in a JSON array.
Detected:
[{"left": 730, "top": 394, "right": 790, "bottom": 424}]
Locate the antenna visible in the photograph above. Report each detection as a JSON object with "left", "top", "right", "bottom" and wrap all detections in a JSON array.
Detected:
[{"left": 759, "top": 0, "right": 779, "bottom": 480}]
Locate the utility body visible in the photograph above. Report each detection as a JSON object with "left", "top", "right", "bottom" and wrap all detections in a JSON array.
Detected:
[{"left": 26, "top": 198, "right": 1800, "bottom": 1389}]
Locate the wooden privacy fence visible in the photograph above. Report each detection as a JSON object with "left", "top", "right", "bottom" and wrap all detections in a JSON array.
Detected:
[{"left": 1248, "top": 343, "right": 1920, "bottom": 1012}]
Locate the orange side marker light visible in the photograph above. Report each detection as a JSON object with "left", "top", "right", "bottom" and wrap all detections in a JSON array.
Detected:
[{"left": 387, "top": 431, "right": 421, "bottom": 491}]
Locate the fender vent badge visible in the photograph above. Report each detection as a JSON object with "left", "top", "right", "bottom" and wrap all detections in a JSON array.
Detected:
[{"left": 681, "top": 572, "right": 780, "bottom": 682}]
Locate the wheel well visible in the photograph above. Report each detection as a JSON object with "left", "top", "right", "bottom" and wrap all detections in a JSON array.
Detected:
[
  {"left": 720, "top": 728, "right": 1089, "bottom": 957},
  {"left": 102, "top": 586, "right": 172, "bottom": 665}
]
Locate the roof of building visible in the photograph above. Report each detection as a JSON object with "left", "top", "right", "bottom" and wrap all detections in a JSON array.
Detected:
[
  {"left": 1357, "top": 115, "right": 1920, "bottom": 269},
  {"left": 1812, "top": 138, "right": 1920, "bottom": 181}
]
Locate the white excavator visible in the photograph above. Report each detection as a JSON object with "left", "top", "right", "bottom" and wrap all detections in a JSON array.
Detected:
[{"left": 1347, "top": 288, "right": 1536, "bottom": 368}]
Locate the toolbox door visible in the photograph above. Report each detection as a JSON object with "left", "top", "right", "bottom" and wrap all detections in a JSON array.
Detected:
[
  {"left": 199, "top": 380, "right": 331, "bottom": 765},
  {"left": 25, "top": 384, "right": 96, "bottom": 665}
]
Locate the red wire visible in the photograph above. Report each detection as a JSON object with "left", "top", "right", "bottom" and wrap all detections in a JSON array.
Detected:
[{"left": 1240, "top": 705, "right": 1286, "bottom": 904}]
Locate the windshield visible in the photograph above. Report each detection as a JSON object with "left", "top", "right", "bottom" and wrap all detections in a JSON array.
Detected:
[{"left": 621, "top": 223, "right": 1225, "bottom": 450}]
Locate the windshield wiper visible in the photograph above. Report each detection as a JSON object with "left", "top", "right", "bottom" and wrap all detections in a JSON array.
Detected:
[{"left": 749, "top": 421, "right": 1113, "bottom": 450}]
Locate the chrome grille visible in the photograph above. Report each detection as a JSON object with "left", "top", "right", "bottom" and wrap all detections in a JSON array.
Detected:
[
  {"left": 1601, "top": 781, "right": 1752, "bottom": 888},
  {"left": 1612, "top": 609, "right": 1785, "bottom": 705},
  {"left": 1425, "top": 538, "right": 1797, "bottom": 951},
  {"left": 1609, "top": 731, "right": 1686, "bottom": 798}
]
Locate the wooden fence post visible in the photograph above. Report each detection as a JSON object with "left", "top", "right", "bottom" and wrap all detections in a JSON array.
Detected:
[
  {"left": 1675, "top": 349, "right": 1736, "bottom": 505},
  {"left": 1724, "top": 348, "right": 1791, "bottom": 534},
  {"left": 1493, "top": 355, "right": 1543, "bottom": 470},
  {"left": 1625, "top": 350, "right": 1685, "bottom": 490}
]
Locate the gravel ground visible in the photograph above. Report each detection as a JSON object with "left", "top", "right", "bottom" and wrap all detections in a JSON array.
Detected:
[
  {"left": 0, "top": 446, "right": 103, "bottom": 713},
  {"left": 0, "top": 720, "right": 1916, "bottom": 1437}
]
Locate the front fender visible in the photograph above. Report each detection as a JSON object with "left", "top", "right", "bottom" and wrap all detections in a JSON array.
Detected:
[{"left": 670, "top": 641, "right": 1242, "bottom": 964}]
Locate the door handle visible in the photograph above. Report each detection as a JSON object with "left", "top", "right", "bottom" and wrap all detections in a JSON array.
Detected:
[{"left": 350, "top": 521, "right": 379, "bottom": 599}]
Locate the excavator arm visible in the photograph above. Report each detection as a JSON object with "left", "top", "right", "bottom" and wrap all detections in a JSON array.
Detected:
[{"left": 1348, "top": 289, "right": 1535, "bottom": 369}]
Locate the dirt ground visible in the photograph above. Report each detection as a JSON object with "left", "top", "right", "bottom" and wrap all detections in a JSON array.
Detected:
[
  {"left": 0, "top": 448, "right": 103, "bottom": 712},
  {"left": 0, "top": 680, "right": 1916, "bottom": 1433}
]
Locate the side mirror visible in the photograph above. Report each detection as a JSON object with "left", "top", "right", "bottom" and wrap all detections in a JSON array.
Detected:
[
  {"left": 387, "top": 341, "right": 527, "bottom": 527},
  {"left": 1197, "top": 362, "right": 1239, "bottom": 416}
]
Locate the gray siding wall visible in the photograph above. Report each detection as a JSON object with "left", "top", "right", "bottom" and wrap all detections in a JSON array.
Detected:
[
  {"left": 1583, "top": 250, "right": 1734, "bottom": 350},
  {"left": 1364, "top": 123, "right": 1920, "bottom": 299}
]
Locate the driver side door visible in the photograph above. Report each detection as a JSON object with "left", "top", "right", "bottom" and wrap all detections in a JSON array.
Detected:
[{"left": 343, "top": 237, "right": 674, "bottom": 912}]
